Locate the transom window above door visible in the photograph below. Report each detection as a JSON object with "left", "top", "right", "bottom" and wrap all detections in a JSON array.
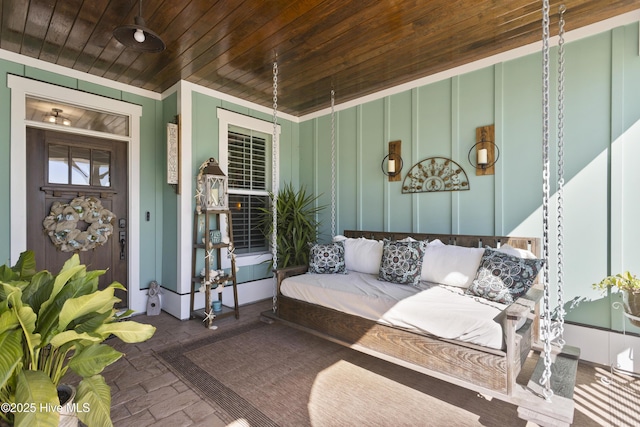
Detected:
[
  {"left": 48, "top": 144, "right": 111, "bottom": 187},
  {"left": 26, "top": 96, "right": 129, "bottom": 136}
]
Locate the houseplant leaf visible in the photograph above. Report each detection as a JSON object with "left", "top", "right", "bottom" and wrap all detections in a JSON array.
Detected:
[
  {"left": 0, "top": 329, "right": 23, "bottom": 390},
  {"left": 40, "top": 256, "right": 84, "bottom": 313},
  {"left": 36, "top": 263, "right": 87, "bottom": 343},
  {"left": 14, "top": 370, "right": 59, "bottom": 427},
  {"left": 76, "top": 374, "right": 112, "bottom": 427},
  {"left": 49, "top": 330, "right": 103, "bottom": 348},
  {"left": 94, "top": 320, "right": 156, "bottom": 343},
  {"left": 0, "top": 263, "right": 19, "bottom": 284},
  {"left": 0, "top": 308, "right": 19, "bottom": 335},
  {"left": 20, "top": 271, "right": 54, "bottom": 315},
  {"left": 36, "top": 266, "right": 106, "bottom": 344},
  {"left": 11, "top": 250, "right": 37, "bottom": 281},
  {"left": 57, "top": 284, "right": 122, "bottom": 331},
  {"left": 68, "top": 344, "right": 123, "bottom": 377},
  {"left": 69, "top": 310, "right": 113, "bottom": 334},
  {"left": 8, "top": 292, "right": 42, "bottom": 363},
  {"left": 257, "top": 182, "right": 324, "bottom": 269}
]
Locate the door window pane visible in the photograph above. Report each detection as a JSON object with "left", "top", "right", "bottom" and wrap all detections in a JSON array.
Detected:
[
  {"left": 47, "top": 144, "right": 111, "bottom": 187},
  {"left": 92, "top": 150, "right": 111, "bottom": 187},
  {"left": 71, "top": 147, "right": 91, "bottom": 186},
  {"left": 48, "top": 145, "right": 69, "bottom": 184}
]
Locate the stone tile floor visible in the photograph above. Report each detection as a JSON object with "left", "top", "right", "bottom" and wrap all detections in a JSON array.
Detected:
[
  {"left": 73, "top": 299, "right": 273, "bottom": 427},
  {"left": 67, "top": 297, "right": 636, "bottom": 427}
]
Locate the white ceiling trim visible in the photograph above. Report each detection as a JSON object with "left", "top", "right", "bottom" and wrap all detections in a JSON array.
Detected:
[{"left": 0, "top": 48, "right": 161, "bottom": 100}]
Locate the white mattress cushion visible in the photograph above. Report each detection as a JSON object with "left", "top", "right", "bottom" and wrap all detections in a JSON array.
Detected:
[{"left": 281, "top": 271, "right": 508, "bottom": 349}]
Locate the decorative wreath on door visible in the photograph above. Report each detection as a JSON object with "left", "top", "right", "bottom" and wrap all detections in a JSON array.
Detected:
[{"left": 42, "top": 196, "right": 116, "bottom": 252}]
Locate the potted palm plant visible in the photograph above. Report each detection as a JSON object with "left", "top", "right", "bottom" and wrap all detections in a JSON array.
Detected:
[
  {"left": 257, "top": 183, "right": 324, "bottom": 269},
  {"left": 593, "top": 271, "right": 640, "bottom": 327},
  {"left": 0, "top": 251, "right": 156, "bottom": 427}
]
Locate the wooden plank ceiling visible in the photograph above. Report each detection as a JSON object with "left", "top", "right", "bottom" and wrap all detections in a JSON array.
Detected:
[{"left": 1, "top": 0, "right": 637, "bottom": 116}]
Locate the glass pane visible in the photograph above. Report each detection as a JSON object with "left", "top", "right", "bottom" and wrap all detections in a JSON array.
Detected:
[
  {"left": 26, "top": 97, "right": 129, "bottom": 136},
  {"left": 92, "top": 150, "right": 111, "bottom": 187},
  {"left": 48, "top": 144, "right": 69, "bottom": 184},
  {"left": 71, "top": 147, "right": 91, "bottom": 186},
  {"left": 230, "top": 194, "right": 268, "bottom": 254}
]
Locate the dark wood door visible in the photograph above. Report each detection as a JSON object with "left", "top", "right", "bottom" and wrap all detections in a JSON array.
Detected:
[{"left": 26, "top": 128, "right": 128, "bottom": 307}]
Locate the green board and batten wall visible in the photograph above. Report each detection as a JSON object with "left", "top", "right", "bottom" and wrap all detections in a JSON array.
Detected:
[{"left": 300, "top": 22, "right": 640, "bottom": 332}]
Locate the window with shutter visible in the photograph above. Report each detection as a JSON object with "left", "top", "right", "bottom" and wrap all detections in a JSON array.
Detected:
[
  {"left": 217, "top": 108, "right": 279, "bottom": 270},
  {"left": 227, "top": 128, "right": 270, "bottom": 254}
]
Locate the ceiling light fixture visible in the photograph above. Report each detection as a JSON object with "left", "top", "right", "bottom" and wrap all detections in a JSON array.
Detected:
[
  {"left": 113, "top": 0, "right": 165, "bottom": 53},
  {"left": 44, "top": 108, "right": 71, "bottom": 126}
]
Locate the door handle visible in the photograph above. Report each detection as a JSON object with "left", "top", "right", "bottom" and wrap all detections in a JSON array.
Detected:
[{"left": 119, "top": 231, "right": 126, "bottom": 260}]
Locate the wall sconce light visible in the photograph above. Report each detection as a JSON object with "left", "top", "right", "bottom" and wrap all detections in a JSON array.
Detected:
[
  {"left": 467, "top": 124, "right": 499, "bottom": 176},
  {"left": 382, "top": 140, "right": 403, "bottom": 182},
  {"left": 43, "top": 108, "right": 71, "bottom": 126}
]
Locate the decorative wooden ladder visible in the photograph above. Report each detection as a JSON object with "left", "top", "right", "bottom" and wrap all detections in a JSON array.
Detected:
[{"left": 189, "top": 209, "right": 239, "bottom": 328}]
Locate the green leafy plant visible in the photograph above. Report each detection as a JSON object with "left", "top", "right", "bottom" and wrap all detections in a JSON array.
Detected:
[
  {"left": 0, "top": 251, "right": 156, "bottom": 427},
  {"left": 257, "top": 183, "right": 325, "bottom": 268},
  {"left": 592, "top": 271, "right": 640, "bottom": 294}
]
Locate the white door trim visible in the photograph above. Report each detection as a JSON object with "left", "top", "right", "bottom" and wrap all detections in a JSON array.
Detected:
[{"left": 7, "top": 75, "right": 144, "bottom": 313}]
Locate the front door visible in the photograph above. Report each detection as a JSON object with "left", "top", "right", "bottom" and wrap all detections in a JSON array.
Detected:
[{"left": 26, "top": 128, "right": 128, "bottom": 307}]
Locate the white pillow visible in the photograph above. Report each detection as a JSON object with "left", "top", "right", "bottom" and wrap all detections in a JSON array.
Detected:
[
  {"left": 421, "top": 243, "right": 485, "bottom": 288},
  {"left": 342, "top": 237, "right": 384, "bottom": 274},
  {"left": 496, "top": 244, "right": 537, "bottom": 259}
]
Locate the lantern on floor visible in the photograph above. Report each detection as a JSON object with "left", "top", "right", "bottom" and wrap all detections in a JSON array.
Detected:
[{"left": 198, "top": 158, "right": 228, "bottom": 212}]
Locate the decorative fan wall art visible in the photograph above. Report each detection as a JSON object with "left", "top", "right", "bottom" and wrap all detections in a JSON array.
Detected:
[{"left": 402, "top": 157, "right": 469, "bottom": 193}]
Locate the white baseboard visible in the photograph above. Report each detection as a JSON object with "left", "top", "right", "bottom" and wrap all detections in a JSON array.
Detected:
[
  {"left": 156, "top": 278, "right": 275, "bottom": 320},
  {"left": 563, "top": 323, "right": 639, "bottom": 372}
]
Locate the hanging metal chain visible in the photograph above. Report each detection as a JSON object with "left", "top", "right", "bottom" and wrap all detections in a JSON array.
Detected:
[
  {"left": 271, "top": 60, "right": 279, "bottom": 313},
  {"left": 330, "top": 89, "right": 337, "bottom": 238},
  {"left": 555, "top": 4, "right": 567, "bottom": 347},
  {"left": 539, "top": 0, "right": 554, "bottom": 402}
]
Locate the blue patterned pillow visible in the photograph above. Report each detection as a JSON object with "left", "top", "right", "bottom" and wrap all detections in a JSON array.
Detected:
[
  {"left": 466, "top": 248, "right": 544, "bottom": 304},
  {"left": 308, "top": 241, "right": 346, "bottom": 274},
  {"left": 378, "top": 240, "right": 427, "bottom": 285}
]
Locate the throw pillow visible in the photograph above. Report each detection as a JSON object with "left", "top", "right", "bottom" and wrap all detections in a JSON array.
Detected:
[
  {"left": 467, "top": 248, "right": 544, "bottom": 304},
  {"left": 421, "top": 242, "right": 485, "bottom": 288},
  {"left": 343, "top": 237, "right": 384, "bottom": 274},
  {"left": 378, "top": 240, "right": 427, "bottom": 286},
  {"left": 308, "top": 241, "right": 346, "bottom": 274},
  {"left": 496, "top": 243, "right": 537, "bottom": 259}
]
